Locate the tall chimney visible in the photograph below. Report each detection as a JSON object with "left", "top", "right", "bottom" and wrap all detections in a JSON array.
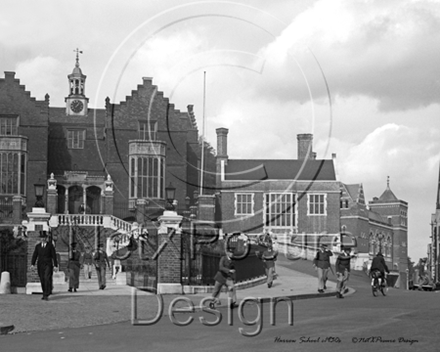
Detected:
[
  {"left": 216, "top": 128, "right": 229, "bottom": 158},
  {"left": 297, "top": 134, "right": 313, "bottom": 160}
]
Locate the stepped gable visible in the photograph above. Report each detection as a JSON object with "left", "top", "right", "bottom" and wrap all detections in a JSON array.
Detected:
[
  {"left": 117, "top": 76, "right": 165, "bottom": 109},
  {"left": 166, "top": 101, "right": 194, "bottom": 128},
  {"left": 187, "top": 105, "right": 198, "bottom": 130},
  {"left": 110, "top": 76, "right": 197, "bottom": 133},
  {"left": 123, "top": 76, "right": 157, "bottom": 103},
  {"left": 0, "top": 71, "right": 49, "bottom": 111}
]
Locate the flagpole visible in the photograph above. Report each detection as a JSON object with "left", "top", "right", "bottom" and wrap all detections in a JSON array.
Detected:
[{"left": 200, "top": 71, "right": 206, "bottom": 196}]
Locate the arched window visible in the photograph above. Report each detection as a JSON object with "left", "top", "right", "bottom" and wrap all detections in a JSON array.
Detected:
[
  {"left": 385, "top": 236, "right": 392, "bottom": 257},
  {"left": 374, "top": 234, "right": 380, "bottom": 255}
]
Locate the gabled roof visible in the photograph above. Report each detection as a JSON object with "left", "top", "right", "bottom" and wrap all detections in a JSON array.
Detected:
[
  {"left": 341, "top": 183, "right": 366, "bottom": 205},
  {"left": 224, "top": 159, "right": 336, "bottom": 181}
]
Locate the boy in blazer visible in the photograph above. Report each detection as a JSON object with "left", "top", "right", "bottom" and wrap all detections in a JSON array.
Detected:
[
  {"left": 313, "top": 243, "right": 333, "bottom": 293},
  {"left": 262, "top": 244, "right": 278, "bottom": 288},
  {"left": 210, "top": 249, "right": 237, "bottom": 309}
]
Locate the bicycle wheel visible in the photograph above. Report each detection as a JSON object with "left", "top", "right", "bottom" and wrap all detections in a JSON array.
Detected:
[
  {"left": 380, "top": 283, "right": 388, "bottom": 296},
  {"left": 372, "top": 279, "right": 378, "bottom": 297}
]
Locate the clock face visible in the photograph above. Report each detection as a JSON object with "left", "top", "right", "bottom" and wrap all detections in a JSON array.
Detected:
[{"left": 70, "top": 100, "right": 84, "bottom": 113}]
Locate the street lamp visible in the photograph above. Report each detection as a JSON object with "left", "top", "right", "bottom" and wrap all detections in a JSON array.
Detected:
[
  {"left": 34, "top": 183, "right": 45, "bottom": 208},
  {"left": 165, "top": 182, "right": 176, "bottom": 211}
]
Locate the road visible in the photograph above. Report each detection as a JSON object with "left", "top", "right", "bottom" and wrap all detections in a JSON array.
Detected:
[{"left": 2, "top": 258, "right": 438, "bottom": 352}]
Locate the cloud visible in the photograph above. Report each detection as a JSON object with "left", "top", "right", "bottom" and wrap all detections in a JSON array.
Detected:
[
  {"left": 329, "top": 122, "right": 439, "bottom": 261},
  {"left": 15, "top": 56, "right": 66, "bottom": 101},
  {"left": 257, "top": 0, "right": 440, "bottom": 111},
  {"left": 337, "top": 123, "right": 439, "bottom": 186}
]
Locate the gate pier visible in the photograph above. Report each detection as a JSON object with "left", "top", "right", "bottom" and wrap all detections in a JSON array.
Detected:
[{"left": 156, "top": 210, "right": 183, "bottom": 294}]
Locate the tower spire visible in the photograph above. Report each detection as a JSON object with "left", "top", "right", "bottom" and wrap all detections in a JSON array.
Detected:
[{"left": 387, "top": 175, "right": 390, "bottom": 188}]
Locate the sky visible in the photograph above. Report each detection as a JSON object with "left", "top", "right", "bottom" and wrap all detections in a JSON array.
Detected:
[{"left": 1, "top": 0, "right": 439, "bottom": 262}]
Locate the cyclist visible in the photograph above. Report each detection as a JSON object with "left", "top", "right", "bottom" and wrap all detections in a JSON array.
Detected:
[{"left": 370, "top": 252, "right": 390, "bottom": 287}]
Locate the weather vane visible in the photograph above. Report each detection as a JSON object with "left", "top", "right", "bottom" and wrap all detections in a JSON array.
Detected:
[{"left": 74, "top": 48, "right": 83, "bottom": 66}]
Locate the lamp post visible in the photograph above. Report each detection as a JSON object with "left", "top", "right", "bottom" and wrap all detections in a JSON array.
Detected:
[
  {"left": 34, "top": 183, "right": 45, "bottom": 208},
  {"left": 165, "top": 182, "right": 176, "bottom": 211},
  {"left": 377, "top": 233, "right": 384, "bottom": 254}
]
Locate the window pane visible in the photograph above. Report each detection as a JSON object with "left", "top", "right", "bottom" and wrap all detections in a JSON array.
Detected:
[
  {"left": 265, "top": 193, "right": 295, "bottom": 228},
  {"left": 137, "top": 158, "right": 142, "bottom": 198},
  {"left": 0, "top": 117, "right": 18, "bottom": 136},
  {"left": 67, "top": 130, "right": 85, "bottom": 149},
  {"left": 236, "top": 193, "right": 253, "bottom": 215},
  {"left": 0, "top": 152, "right": 20, "bottom": 194},
  {"left": 130, "top": 158, "right": 135, "bottom": 197},
  {"left": 140, "top": 158, "right": 145, "bottom": 197},
  {"left": 160, "top": 160, "right": 164, "bottom": 198},
  {"left": 309, "top": 193, "right": 325, "bottom": 215}
]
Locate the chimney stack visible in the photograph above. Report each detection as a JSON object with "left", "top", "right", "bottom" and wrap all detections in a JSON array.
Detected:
[
  {"left": 297, "top": 134, "right": 313, "bottom": 160},
  {"left": 216, "top": 128, "right": 229, "bottom": 158}
]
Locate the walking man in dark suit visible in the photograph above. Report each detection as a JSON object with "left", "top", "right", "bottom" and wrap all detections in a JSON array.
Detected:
[
  {"left": 30, "top": 231, "right": 58, "bottom": 301},
  {"left": 93, "top": 243, "right": 110, "bottom": 290}
]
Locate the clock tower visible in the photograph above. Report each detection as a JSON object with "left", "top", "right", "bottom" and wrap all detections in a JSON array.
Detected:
[{"left": 65, "top": 49, "right": 88, "bottom": 116}]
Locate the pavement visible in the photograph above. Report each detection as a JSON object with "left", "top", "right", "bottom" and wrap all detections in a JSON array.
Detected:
[{"left": 0, "top": 256, "right": 353, "bottom": 335}]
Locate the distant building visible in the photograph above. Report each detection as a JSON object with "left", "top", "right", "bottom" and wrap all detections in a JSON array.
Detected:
[
  {"left": 341, "top": 177, "right": 409, "bottom": 287},
  {"left": 216, "top": 128, "right": 409, "bottom": 288}
]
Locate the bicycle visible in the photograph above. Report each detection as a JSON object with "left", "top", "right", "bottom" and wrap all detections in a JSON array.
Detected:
[{"left": 371, "top": 270, "right": 388, "bottom": 297}]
